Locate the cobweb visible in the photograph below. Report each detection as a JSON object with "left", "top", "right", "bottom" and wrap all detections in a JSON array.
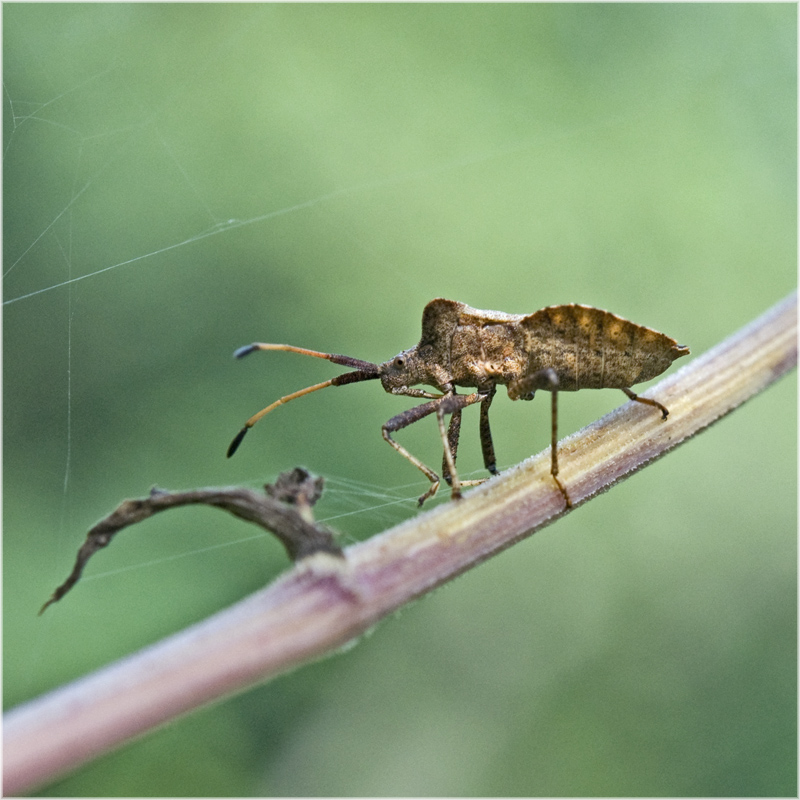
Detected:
[
  {"left": 3, "top": 77, "right": 424, "bottom": 563},
  {"left": 4, "top": 23, "right": 531, "bottom": 649}
]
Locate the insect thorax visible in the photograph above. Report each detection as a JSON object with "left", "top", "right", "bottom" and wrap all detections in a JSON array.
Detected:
[{"left": 449, "top": 320, "right": 528, "bottom": 389}]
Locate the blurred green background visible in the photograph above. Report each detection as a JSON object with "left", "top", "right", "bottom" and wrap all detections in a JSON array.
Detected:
[{"left": 4, "top": 4, "right": 796, "bottom": 796}]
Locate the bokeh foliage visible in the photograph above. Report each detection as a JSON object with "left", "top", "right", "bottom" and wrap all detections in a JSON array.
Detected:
[{"left": 4, "top": 4, "right": 795, "bottom": 796}]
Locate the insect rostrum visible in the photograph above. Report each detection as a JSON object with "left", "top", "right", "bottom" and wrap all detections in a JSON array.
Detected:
[{"left": 228, "top": 299, "right": 689, "bottom": 507}]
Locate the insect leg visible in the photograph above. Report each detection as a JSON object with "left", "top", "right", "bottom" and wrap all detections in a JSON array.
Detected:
[
  {"left": 383, "top": 394, "right": 484, "bottom": 506},
  {"left": 382, "top": 397, "right": 450, "bottom": 505},
  {"left": 521, "top": 368, "right": 571, "bottom": 508},
  {"left": 478, "top": 385, "right": 498, "bottom": 475},
  {"left": 437, "top": 392, "right": 491, "bottom": 500},
  {"left": 437, "top": 404, "right": 462, "bottom": 500},
  {"left": 442, "top": 390, "right": 499, "bottom": 482},
  {"left": 441, "top": 405, "right": 462, "bottom": 484},
  {"left": 621, "top": 387, "right": 669, "bottom": 419},
  {"left": 549, "top": 382, "right": 571, "bottom": 508}
]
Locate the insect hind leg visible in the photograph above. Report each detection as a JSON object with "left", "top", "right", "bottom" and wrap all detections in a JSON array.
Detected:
[
  {"left": 521, "top": 368, "right": 572, "bottom": 509},
  {"left": 621, "top": 387, "right": 669, "bottom": 420}
]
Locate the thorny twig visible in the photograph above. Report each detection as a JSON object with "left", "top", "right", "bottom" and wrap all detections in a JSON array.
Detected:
[
  {"left": 4, "top": 292, "right": 796, "bottom": 796},
  {"left": 39, "top": 468, "right": 341, "bottom": 614}
]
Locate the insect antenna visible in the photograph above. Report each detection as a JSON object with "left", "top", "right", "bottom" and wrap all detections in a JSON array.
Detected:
[{"left": 227, "top": 343, "right": 380, "bottom": 458}]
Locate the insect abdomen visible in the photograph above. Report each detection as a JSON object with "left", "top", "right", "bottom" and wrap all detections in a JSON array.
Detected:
[{"left": 520, "top": 305, "right": 688, "bottom": 391}]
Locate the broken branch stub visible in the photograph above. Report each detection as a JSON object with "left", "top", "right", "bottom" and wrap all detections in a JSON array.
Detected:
[{"left": 39, "top": 468, "right": 341, "bottom": 615}]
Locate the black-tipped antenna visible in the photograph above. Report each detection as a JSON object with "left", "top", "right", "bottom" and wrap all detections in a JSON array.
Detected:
[
  {"left": 227, "top": 344, "right": 380, "bottom": 458},
  {"left": 233, "top": 343, "right": 379, "bottom": 373}
]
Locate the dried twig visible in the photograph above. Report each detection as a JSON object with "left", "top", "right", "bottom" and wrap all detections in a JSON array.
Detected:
[
  {"left": 3, "top": 292, "right": 796, "bottom": 796},
  {"left": 39, "top": 468, "right": 340, "bottom": 614}
]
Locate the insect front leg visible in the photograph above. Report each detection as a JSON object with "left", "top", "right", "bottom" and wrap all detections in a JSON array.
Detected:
[
  {"left": 382, "top": 393, "right": 484, "bottom": 506},
  {"left": 382, "top": 397, "right": 451, "bottom": 505}
]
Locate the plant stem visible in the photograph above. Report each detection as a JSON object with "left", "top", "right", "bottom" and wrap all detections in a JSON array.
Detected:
[{"left": 4, "top": 292, "right": 796, "bottom": 796}]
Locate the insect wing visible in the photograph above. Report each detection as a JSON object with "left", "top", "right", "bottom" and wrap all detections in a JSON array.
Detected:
[{"left": 520, "top": 305, "right": 688, "bottom": 390}]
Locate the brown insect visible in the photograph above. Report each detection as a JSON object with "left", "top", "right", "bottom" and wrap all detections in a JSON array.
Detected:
[{"left": 228, "top": 299, "right": 689, "bottom": 507}]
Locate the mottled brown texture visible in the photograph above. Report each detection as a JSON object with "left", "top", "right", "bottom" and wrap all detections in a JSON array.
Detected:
[
  {"left": 229, "top": 298, "right": 689, "bottom": 506},
  {"left": 514, "top": 304, "right": 688, "bottom": 394}
]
